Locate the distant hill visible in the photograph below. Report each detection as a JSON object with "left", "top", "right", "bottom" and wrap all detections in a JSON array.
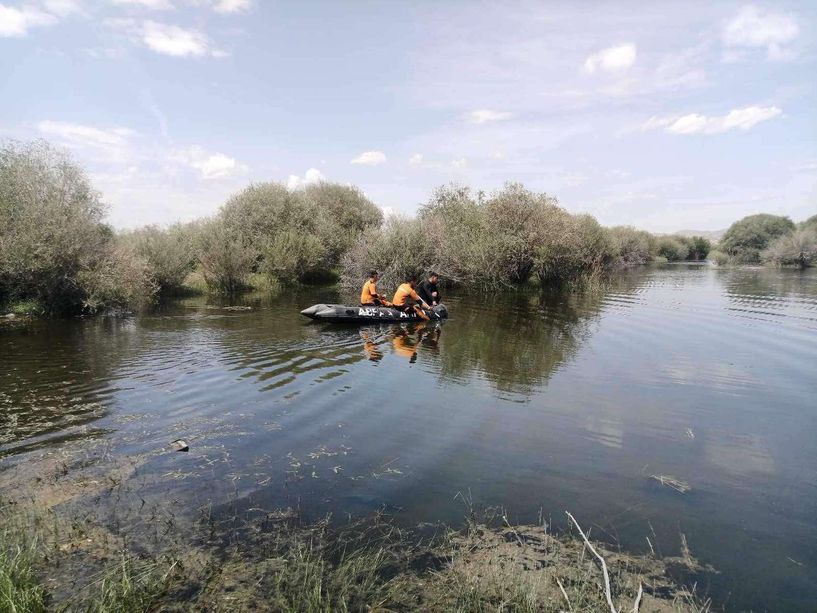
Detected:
[{"left": 673, "top": 229, "right": 726, "bottom": 242}]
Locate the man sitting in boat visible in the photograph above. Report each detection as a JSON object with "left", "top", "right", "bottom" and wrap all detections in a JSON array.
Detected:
[
  {"left": 392, "top": 275, "right": 430, "bottom": 321},
  {"left": 418, "top": 271, "right": 441, "bottom": 306},
  {"left": 360, "top": 270, "right": 390, "bottom": 306}
]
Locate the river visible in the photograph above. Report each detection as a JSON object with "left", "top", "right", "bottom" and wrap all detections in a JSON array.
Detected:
[{"left": 1, "top": 264, "right": 816, "bottom": 610}]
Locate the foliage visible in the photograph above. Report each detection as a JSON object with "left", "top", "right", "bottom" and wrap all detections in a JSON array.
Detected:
[
  {"left": 194, "top": 217, "right": 256, "bottom": 294},
  {"left": 340, "top": 215, "right": 435, "bottom": 290},
  {"left": 78, "top": 243, "right": 157, "bottom": 312},
  {"left": 0, "top": 140, "right": 132, "bottom": 314},
  {"left": 606, "top": 226, "right": 654, "bottom": 266},
  {"left": 260, "top": 230, "right": 326, "bottom": 284},
  {"left": 708, "top": 249, "right": 729, "bottom": 265},
  {"left": 799, "top": 214, "right": 817, "bottom": 232},
  {"left": 656, "top": 236, "right": 690, "bottom": 261},
  {"left": 720, "top": 214, "right": 796, "bottom": 264},
  {"left": 119, "top": 224, "right": 196, "bottom": 293},
  {"left": 209, "top": 181, "right": 382, "bottom": 291},
  {"left": 762, "top": 228, "right": 817, "bottom": 268},
  {"left": 686, "top": 235, "right": 712, "bottom": 260}
]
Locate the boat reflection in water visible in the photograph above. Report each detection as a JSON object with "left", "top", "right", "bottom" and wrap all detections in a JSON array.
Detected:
[{"left": 359, "top": 322, "right": 442, "bottom": 364}]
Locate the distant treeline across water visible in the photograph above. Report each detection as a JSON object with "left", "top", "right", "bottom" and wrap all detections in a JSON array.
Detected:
[{"left": 2, "top": 140, "right": 815, "bottom": 316}]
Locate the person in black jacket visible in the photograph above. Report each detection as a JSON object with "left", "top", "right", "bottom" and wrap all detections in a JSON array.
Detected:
[{"left": 418, "top": 272, "right": 441, "bottom": 306}]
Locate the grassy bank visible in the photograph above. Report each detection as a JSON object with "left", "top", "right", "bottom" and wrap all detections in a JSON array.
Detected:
[
  {"left": 0, "top": 502, "right": 710, "bottom": 612},
  {"left": 0, "top": 441, "right": 712, "bottom": 612}
]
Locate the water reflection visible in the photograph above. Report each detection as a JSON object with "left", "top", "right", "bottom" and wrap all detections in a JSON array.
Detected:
[
  {"left": 439, "top": 276, "right": 641, "bottom": 396},
  {"left": 2, "top": 266, "right": 817, "bottom": 611}
]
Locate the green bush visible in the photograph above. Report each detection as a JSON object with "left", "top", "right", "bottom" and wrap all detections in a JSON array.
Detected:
[
  {"left": 214, "top": 181, "right": 382, "bottom": 289},
  {"left": 709, "top": 249, "right": 729, "bottom": 265},
  {"left": 119, "top": 224, "right": 196, "bottom": 293},
  {"left": 195, "top": 217, "right": 256, "bottom": 294},
  {"left": 606, "top": 226, "right": 654, "bottom": 266},
  {"left": 720, "top": 213, "right": 796, "bottom": 263},
  {"left": 0, "top": 140, "right": 152, "bottom": 314},
  {"left": 78, "top": 243, "right": 157, "bottom": 312},
  {"left": 799, "top": 214, "right": 817, "bottom": 232},
  {"left": 261, "top": 230, "right": 326, "bottom": 284},
  {"left": 686, "top": 235, "right": 711, "bottom": 260},
  {"left": 656, "top": 236, "right": 690, "bottom": 261},
  {"left": 343, "top": 183, "right": 618, "bottom": 291},
  {"left": 762, "top": 228, "right": 817, "bottom": 268},
  {"left": 340, "top": 216, "right": 435, "bottom": 291}
]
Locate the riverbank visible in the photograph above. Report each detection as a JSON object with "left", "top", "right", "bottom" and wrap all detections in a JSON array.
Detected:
[{"left": 1, "top": 437, "right": 710, "bottom": 612}]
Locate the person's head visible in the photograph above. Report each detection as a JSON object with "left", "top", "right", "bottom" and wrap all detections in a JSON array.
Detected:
[
  {"left": 428, "top": 271, "right": 439, "bottom": 283},
  {"left": 406, "top": 275, "right": 418, "bottom": 288},
  {"left": 369, "top": 270, "right": 379, "bottom": 281}
]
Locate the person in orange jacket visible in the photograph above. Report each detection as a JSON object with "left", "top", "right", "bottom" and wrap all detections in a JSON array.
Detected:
[
  {"left": 360, "top": 270, "right": 390, "bottom": 306},
  {"left": 391, "top": 275, "right": 430, "bottom": 321}
]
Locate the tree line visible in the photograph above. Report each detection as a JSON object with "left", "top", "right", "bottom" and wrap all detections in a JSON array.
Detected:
[{"left": 1, "top": 140, "right": 813, "bottom": 316}]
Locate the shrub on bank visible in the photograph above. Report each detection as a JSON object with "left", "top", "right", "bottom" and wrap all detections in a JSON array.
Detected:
[
  {"left": 606, "top": 226, "right": 654, "bottom": 266},
  {"left": 340, "top": 215, "right": 435, "bottom": 290},
  {"left": 708, "top": 249, "right": 729, "bottom": 265},
  {"left": 195, "top": 217, "right": 256, "bottom": 294},
  {"left": 720, "top": 213, "right": 796, "bottom": 264},
  {"left": 0, "top": 140, "right": 147, "bottom": 314},
  {"left": 342, "top": 183, "right": 624, "bottom": 290},
  {"left": 762, "top": 228, "right": 817, "bottom": 268},
  {"left": 207, "top": 181, "right": 382, "bottom": 292},
  {"left": 655, "top": 236, "right": 689, "bottom": 262},
  {"left": 119, "top": 224, "right": 196, "bottom": 293}
]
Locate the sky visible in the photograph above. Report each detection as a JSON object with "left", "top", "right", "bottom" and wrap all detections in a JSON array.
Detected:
[{"left": 1, "top": 0, "right": 815, "bottom": 231}]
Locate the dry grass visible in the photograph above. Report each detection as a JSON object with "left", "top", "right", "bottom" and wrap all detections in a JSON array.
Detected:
[{"left": 650, "top": 474, "right": 692, "bottom": 494}]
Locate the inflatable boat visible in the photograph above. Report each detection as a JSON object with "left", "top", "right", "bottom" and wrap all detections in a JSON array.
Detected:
[{"left": 301, "top": 303, "right": 448, "bottom": 324}]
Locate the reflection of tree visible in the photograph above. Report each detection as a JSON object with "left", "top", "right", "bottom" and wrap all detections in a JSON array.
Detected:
[
  {"left": 720, "top": 267, "right": 817, "bottom": 304},
  {"left": 0, "top": 318, "right": 138, "bottom": 453},
  {"left": 438, "top": 277, "right": 640, "bottom": 396}
]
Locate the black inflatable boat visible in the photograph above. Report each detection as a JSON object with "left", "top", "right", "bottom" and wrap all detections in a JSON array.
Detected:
[{"left": 301, "top": 303, "right": 448, "bottom": 324}]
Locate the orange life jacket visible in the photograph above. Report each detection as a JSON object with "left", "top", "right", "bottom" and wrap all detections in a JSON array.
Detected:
[
  {"left": 392, "top": 283, "right": 420, "bottom": 306},
  {"left": 360, "top": 279, "right": 379, "bottom": 305}
]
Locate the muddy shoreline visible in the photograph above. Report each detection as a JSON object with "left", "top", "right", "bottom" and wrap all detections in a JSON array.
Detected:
[{"left": 1, "top": 437, "right": 712, "bottom": 611}]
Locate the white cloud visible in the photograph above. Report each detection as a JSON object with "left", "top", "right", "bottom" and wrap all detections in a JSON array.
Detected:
[
  {"left": 722, "top": 5, "right": 799, "bottom": 60},
  {"left": 37, "top": 120, "right": 136, "bottom": 161},
  {"left": 213, "top": 0, "right": 250, "bottom": 14},
  {"left": 583, "top": 43, "right": 636, "bottom": 74},
  {"left": 0, "top": 4, "right": 57, "bottom": 37},
  {"left": 642, "top": 105, "right": 782, "bottom": 135},
  {"left": 43, "top": 0, "right": 82, "bottom": 16},
  {"left": 141, "top": 20, "right": 209, "bottom": 56},
  {"left": 111, "top": 0, "right": 174, "bottom": 9},
  {"left": 287, "top": 167, "right": 325, "bottom": 189},
  {"left": 451, "top": 157, "right": 467, "bottom": 169},
  {"left": 170, "top": 146, "right": 248, "bottom": 179},
  {"left": 408, "top": 153, "right": 423, "bottom": 166},
  {"left": 351, "top": 150, "right": 387, "bottom": 166},
  {"left": 466, "top": 109, "right": 513, "bottom": 124}
]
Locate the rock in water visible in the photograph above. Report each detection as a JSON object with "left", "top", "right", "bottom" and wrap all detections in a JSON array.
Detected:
[{"left": 170, "top": 439, "right": 189, "bottom": 452}]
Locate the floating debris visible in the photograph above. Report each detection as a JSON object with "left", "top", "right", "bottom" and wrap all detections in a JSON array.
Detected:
[
  {"left": 650, "top": 474, "right": 690, "bottom": 493},
  {"left": 222, "top": 306, "right": 253, "bottom": 311},
  {"left": 685, "top": 428, "right": 695, "bottom": 439},
  {"left": 170, "top": 439, "right": 189, "bottom": 452}
]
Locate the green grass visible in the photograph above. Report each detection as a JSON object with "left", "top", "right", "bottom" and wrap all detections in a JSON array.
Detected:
[
  {"left": 82, "top": 555, "right": 174, "bottom": 613},
  {"left": 2, "top": 300, "right": 44, "bottom": 317},
  {"left": 0, "top": 524, "right": 46, "bottom": 613}
]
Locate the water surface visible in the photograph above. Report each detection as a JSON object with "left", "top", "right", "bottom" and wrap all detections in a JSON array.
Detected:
[{"left": 2, "top": 264, "right": 816, "bottom": 610}]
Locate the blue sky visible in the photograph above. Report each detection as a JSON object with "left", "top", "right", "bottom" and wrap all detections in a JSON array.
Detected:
[{"left": 1, "top": 0, "right": 815, "bottom": 230}]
